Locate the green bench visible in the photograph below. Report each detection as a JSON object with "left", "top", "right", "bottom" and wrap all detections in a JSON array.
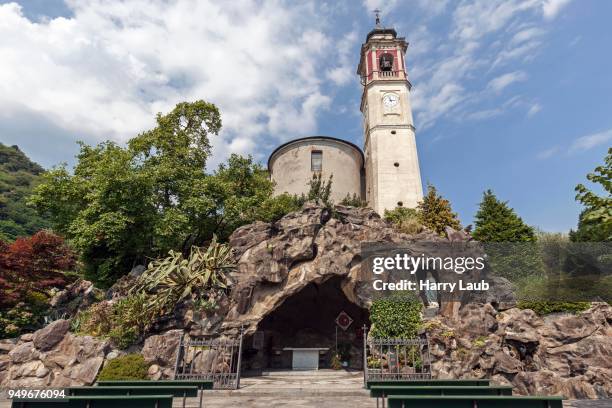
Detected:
[
  {"left": 370, "top": 385, "right": 511, "bottom": 408},
  {"left": 96, "top": 380, "right": 213, "bottom": 407},
  {"left": 96, "top": 380, "right": 213, "bottom": 390},
  {"left": 67, "top": 385, "right": 198, "bottom": 397},
  {"left": 366, "top": 379, "right": 491, "bottom": 389},
  {"left": 370, "top": 385, "right": 513, "bottom": 398},
  {"left": 11, "top": 395, "right": 173, "bottom": 408},
  {"left": 387, "top": 395, "right": 564, "bottom": 408}
]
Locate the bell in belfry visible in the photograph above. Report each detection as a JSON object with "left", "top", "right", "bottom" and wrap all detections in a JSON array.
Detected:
[{"left": 379, "top": 53, "right": 393, "bottom": 71}]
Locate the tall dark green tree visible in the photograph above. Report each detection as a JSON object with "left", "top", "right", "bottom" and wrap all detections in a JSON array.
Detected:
[
  {"left": 571, "top": 148, "right": 611, "bottom": 242},
  {"left": 472, "top": 190, "right": 535, "bottom": 242}
]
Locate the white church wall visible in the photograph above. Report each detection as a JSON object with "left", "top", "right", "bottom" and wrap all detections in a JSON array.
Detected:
[{"left": 269, "top": 137, "right": 364, "bottom": 204}]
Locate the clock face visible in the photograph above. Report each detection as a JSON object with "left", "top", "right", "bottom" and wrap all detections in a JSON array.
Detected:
[{"left": 382, "top": 93, "right": 399, "bottom": 108}]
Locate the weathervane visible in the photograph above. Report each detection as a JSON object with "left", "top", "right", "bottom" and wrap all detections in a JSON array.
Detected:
[{"left": 373, "top": 8, "right": 381, "bottom": 27}]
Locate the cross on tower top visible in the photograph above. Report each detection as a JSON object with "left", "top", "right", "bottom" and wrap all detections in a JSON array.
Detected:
[{"left": 373, "top": 8, "right": 381, "bottom": 27}]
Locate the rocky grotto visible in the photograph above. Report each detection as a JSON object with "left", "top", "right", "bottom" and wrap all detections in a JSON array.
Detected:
[{"left": 0, "top": 203, "right": 610, "bottom": 399}]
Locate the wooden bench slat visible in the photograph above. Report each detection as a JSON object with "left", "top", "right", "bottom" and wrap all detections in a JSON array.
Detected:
[
  {"left": 366, "top": 379, "right": 491, "bottom": 389},
  {"left": 67, "top": 385, "right": 198, "bottom": 397},
  {"left": 387, "top": 395, "right": 564, "bottom": 408},
  {"left": 370, "top": 385, "right": 513, "bottom": 397},
  {"left": 11, "top": 395, "right": 174, "bottom": 408},
  {"left": 96, "top": 380, "right": 213, "bottom": 390}
]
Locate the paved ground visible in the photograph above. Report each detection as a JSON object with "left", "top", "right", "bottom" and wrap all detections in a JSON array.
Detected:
[{"left": 1, "top": 371, "right": 610, "bottom": 407}]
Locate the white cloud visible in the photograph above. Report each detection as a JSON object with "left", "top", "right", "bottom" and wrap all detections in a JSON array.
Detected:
[
  {"left": 536, "top": 146, "right": 559, "bottom": 160},
  {"left": 0, "top": 1, "right": 351, "bottom": 168},
  {"left": 538, "top": 128, "right": 611, "bottom": 160},
  {"left": 403, "top": 0, "right": 562, "bottom": 130},
  {"left": 570, "top": 129, "right": 612, "bottom": 152},
  {"left": 325, "top": 31, "right": 358, "bottom": 86},
  {"left": 362, "top": 0, "right": 398, "bottom": 14},
  {"left": 466, "top": 108, "right": 502, "bottom": 121},
  {"left": 542, "top": 0, "right": 573, "bottom": 20},
  {"left": 487, "top": 71, "right": 528, "bottom": 93},
  {"left": 527, "top": 102, "right": 542, "bottom": 117}
]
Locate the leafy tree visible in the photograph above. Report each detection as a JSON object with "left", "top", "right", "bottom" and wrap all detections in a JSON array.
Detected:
[
  {"left": 571, "top": 148, "right": 611, "bottom": 242},
  {"left": 255, "top": 193, "right": 303, "bottom": 222},
  {"left": 0, "top": 230, "right": 75, "bottom": 307},
  {"left": 189, "top": 154, "right": 276, "bottom": 244},
  {"left": 30, "top": 101, "right": 285, "bottom": 286},
  {"left": 417, "top": 184, "right": 461, "bottom": 235},
  {"left": 0, "top": 144, "right": 50, "bottom": 241},
  {"left": 472, "top": 189, "right": 535, "bottom": 242},
  {"left": 0, "top": 231, "right": 76, "bottom": 337}
]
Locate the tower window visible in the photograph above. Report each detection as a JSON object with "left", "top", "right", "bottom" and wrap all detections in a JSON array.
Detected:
[
  {"left": 379, "top": 53, "right": 394, "bottom": 71},
  {"left": 397, "top": 201, "right": 404, "bottom": 207},
  {"left": 394, "top": 162, "right": 400, "bottom": 167},
  {"left": 391, "top": 130, "right": 396, "bottom": 134},
  {"left": 311, "top": 150, "right": 322, "bottom": 172}
]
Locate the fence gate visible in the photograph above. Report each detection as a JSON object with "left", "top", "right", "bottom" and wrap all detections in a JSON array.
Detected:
[
  {"left": 174, "top": 330, "right": 244, "bottom": 389},
  {"left": 362, "top": 326, "right": 432, "bottom": 383}
]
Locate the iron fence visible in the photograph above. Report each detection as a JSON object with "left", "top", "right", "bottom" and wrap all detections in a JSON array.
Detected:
[
  {"left": 174, "top": 329, "right": 244, "bottom": 389},
  {"left": 363, "top": 326, "right": 432, "bottom": 383}
]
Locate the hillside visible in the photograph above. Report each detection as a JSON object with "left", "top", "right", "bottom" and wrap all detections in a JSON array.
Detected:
[{"left": 0, "top": 143, "right": 50, "bottom": 241}]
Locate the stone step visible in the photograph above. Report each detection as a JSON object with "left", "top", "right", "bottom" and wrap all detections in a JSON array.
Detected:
[{"left": 208, "top": 387, "right": 370, "bottom": 397}]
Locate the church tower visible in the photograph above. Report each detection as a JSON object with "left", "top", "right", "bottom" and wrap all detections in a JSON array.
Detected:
[{"left": 357, "top": 17, "right": 423, "bottom": 214}]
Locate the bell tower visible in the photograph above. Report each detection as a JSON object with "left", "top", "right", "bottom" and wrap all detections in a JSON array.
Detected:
[{"left": 357, "top": 16, "right": 423, "bottom": 214}]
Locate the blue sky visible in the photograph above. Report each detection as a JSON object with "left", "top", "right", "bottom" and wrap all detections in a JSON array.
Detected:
[{"left": 0, "top": 0, "right": 610, "bottom": 232}]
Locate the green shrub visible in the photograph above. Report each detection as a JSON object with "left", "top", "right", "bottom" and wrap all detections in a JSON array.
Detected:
[
  {"left": 97, "top": 354, "right": 149, "bottom": 381},
  {"left": 370, "top": 292, "right": 422, "bottom": 339},
  {"left": 72, "top": 293, "right": 154, "bottom": 349},
  {"left": 340, "top": 193, "right": 367, "bottom": 208},
  {"left": 0, "top": 297, "right": 48, "bottom": 338},
  {"left": 384, "top": 207, "right": 424, "bottom": 235},
  {"left": 517, "top": 300, "right": 591, "bottom": 315},
  {"left": 72, "top": 301, "right": 114, "bottom": 336}
]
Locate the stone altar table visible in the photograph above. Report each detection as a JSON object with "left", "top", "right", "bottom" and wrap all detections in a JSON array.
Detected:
[{"left": 282, "top": 347, "right": 329, "bottom": 370}]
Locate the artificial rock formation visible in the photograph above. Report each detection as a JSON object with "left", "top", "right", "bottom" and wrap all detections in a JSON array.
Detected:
[
  {"left": 426, "top": 302, "right": 612, "bottom": 399},
  {"left": 217, "top": 203, "right": 472, "bottom": 337},
  {"left": 1, "top": 204, "right": 610, "bottom": 399},
  {"left": 1, "top": 320, "right": 112, "bottom": 388}
]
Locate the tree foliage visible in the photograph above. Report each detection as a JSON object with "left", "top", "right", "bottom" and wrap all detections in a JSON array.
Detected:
[
  {"left": 417, "top": 185, "right": 461, "bottom": 235},
  {"left": 0, "top": 144, "right": 50, "bottom": 241},
  {"left": 0, "top": 231, "right": 76, "bottom": 337},
  {"left": 571, "top": 148, "right": 611, "bottom": 242},
  {"left": 472, "top": 189, "right": 535, "bottom": 242},
  {"left": 0, "top": 231, "right": 75, "bottom": 308},
  {"left": 30, "top": 100, "right": 280, "bottom": 286}
]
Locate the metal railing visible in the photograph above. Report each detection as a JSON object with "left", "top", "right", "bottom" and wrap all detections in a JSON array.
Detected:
[
  {"left": 363, "top": 326, "right": 432, "bottom": 383},
  {"left": 174, "top": 328, "right": 244, "bottom": 389}
]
